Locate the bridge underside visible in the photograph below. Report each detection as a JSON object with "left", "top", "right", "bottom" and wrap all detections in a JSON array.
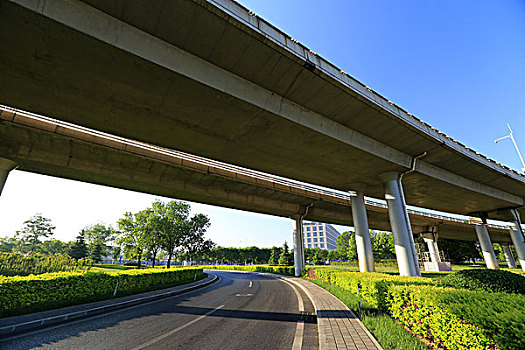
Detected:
[
  {"left": 0, "top": 110, "right": 512, "bottom": 243},
  {"left": 1, "top": 0, "right": 524, "bottom": 222}
]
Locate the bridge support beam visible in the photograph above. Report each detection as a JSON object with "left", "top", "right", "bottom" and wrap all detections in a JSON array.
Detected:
[
  {"left": 474, "top": 223, "right": 499, "bottom": 270},
  {"left": 292, "top": 215, "right": 305, "bottom": 277},
  {"left": 0, "top": 158, "right": 17, "bottom": 196},
  {"left": 501, "top": 243, "right": 517, "bottom": 268},
  {"left": 350, "top": 188, "right": 375, "bottom": 272},
  {"left": 378, "top": 172, "right": 420, "bottom": 277}
]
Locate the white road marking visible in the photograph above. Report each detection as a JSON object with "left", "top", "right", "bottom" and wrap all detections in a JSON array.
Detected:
[
  {"left": 130, "top": 304, "right": 225, "bottom": 350},
  {"left": 235, "top": 293, "right": 253, "bottom": 297},
  {"left": 280, "top": 279, "right": 304, "bottom": 350},
  {"left": 249, "top": 280, "right": 253, "bottom": 288}
]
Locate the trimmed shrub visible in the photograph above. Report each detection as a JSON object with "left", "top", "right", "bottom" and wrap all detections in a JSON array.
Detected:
[
  {"left": 312, "top": 269, "right": 435, "bottom": 309},
  {"left": 388, "top": 285, "right": 525, "bottom": 350},
  {"left": 0, "top": 252, "right": 91, "bottom": 276},
  {"left": 202, "top": 265, "right": 295, "bottom": 276},
  {"left": 439, "top": 269, "right": 525, "bottom": 294},
  {"left": 0, "top": 267, "right": 203, "bottom": 317}
]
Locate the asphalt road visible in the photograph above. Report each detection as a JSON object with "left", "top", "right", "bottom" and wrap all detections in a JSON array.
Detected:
[{"left": 1, "top": 271, "right": 318, "bottom": 350}]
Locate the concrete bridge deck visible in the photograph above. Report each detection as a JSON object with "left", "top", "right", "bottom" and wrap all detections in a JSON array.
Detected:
[
  {"left": 0, "top": 106, "right": 512, "bottom": 243},
  {"left": 1, "top": 0, "right": 524, "bottom": 222}
]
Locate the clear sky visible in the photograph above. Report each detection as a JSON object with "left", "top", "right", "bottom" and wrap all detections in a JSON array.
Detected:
[{"left": 1, "top": 1, "right": 524, "bottom": 246}]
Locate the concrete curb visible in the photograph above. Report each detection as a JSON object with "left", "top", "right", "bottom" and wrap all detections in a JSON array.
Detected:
[{"left": 0, "top": 274, "right": 218, "bottom": 338}]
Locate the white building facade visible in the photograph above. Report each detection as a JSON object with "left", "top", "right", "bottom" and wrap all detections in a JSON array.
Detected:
[{"left": 303, "top": 221, "right": 341, "bottom": 251}]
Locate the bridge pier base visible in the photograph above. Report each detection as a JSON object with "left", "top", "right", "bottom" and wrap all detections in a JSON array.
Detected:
[
  {"left": 0, "top": 158, "right": 17, "bottom": 196},
  {"left": 350, "top": 189, "right": 375, "bottom": 272},
  {"left": 474, "top": 223, "right": 499, "bottom": 270},
  {"left": 502, "top": 243, "right": 517, "bottom": 268},
  {"left": 292, "top": 216, "right": 305, "bottom": 277},
  {"left": 378, "top": 172, "right": 420, "bottom": 277}
]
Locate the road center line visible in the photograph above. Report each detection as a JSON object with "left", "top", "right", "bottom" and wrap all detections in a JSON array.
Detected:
[{"left": 130, "top": 304, "right": 225, "bottom": 350}]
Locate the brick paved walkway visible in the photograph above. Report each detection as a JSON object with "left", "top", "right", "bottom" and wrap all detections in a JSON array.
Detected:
[{"left": 285, "top": 277, "right": 382, "bottom": 350}]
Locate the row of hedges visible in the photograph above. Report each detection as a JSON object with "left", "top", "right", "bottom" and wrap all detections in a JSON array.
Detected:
[
  {"left": 313, "top": 269, "right": 435, "bottom": 309},
  {"left": 0, "top": 267, "right": 204, "bottom": 317},
  {"left": 0, "top": 252, "right": 92, "bottom": 276},
  {"left": 311, "top": 269, "right": 525, "bottom": 350},
  {"left": 202, "top": 265, "right": 295, "bottom": 276}
]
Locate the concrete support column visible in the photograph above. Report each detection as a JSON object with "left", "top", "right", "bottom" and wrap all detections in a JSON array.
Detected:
[
  {"left": 421, "top": 232, "right": 441, "bottom": 263},
  {"left": 378, "top": 172, "right": 420, "bottom": 277},
  {"left": 292, "top": 216, "right": 305, "bottom": 277},
  {"left": 350, "top": 189, "right": 375, "bottom": 272},
  {"left": 501, "top": 243, "right": 517, "bottom": 268},
  {"left": 0, "top": 158, "right": 17, "bottom": 196},
  {"left": 508, "top": 210, "right": 525, "bottom": 271},
  {"left": 474, "top": 223, "right": 499, "bottom": 270}
]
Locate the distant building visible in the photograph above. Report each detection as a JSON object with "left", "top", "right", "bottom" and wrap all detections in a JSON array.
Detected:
[{"left": 303, "top": 221, "right": 341, "bottom": 251}]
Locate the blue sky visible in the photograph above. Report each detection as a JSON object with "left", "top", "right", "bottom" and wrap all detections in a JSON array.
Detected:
[{"left": 1, "top": 1, "right": 524, "bottom": 247}]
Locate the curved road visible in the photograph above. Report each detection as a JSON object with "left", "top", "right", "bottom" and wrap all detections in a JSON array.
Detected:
[{"left": 1, "top": 271, "right": 318, "bottom": 349}]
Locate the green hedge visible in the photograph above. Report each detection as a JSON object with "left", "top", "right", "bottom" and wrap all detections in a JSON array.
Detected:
[
  {"left": 309, "top": 269, "right": 525, "bottom": 350},
  {"left": 202, "top": 265, "right": 295, "bottom": 276},
  {"left": 388, "top": 285, "right": 525, "bottom": 350},
  {"left": 312, "top": 269, "right": 435, "bottom": 309},
  {"left": 439, "top": 269, "right": 525, "bottom": 294},
  {"left": 0, "top": 252, "right": 92, "bottom": 276},
  {"left": 0, "top": 267, "right": 203, "bottom": 317}
]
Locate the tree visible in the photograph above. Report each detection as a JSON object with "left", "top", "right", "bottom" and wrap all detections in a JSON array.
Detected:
[
  {"left": 117, "top": 212, "right": 148, "bottom": 268},
  {"left": 439, "top": 238, "right": 481, "bottom": 264},
  {"left": 69, "top": 230, "right": 88, "bottom": 259},
  {"left": 372, "top": 231, "right": 395, "bottom": 259},
  {"left": 278, "top": 241, "right": 293, "bottom": 266},
  {"left": 135, "top": 208, "right": 163, "bottom": 267},
  {"left": 16, "top": 214, "right": 55, "bottom": 253},
  {"left": 179, "top": 213, "right": 213, "bottom": 263},
  {"left": 152, "top": 200, "right": 190, "bottom": 268},
  {"left": 333, "top": 231, "right": 354, "bottom": 260},
  {"left": 89, "top": 241, "right": 105, "bottom": 263},
  {"left": 268, "top": 246, "right": 280, "bottom": 265},
  {"left": 84, "top": 223, "right": 113, "bottom": 262},
  {"left": 40, "top": 239, "right": 69, "bottom": 255}
]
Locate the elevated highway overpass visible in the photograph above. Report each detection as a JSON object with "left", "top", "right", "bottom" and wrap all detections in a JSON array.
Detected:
[
  {"left": 1, "top": 0, "right": 525, "bottom": 275},
  {"left": 0, "top": 106, "right": 521, "bottom": 266}
]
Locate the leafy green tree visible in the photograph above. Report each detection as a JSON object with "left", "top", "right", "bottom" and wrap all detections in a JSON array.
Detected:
[
  {"left": 16, "top": 214, "right": 55, "bottom": 253},
  {"left": 372, "top": 231, "right": 395, "bottom": 259},
  {"left": 84, "top": 224, "right": 113, "bottom": 261},
  {"left": 69, "top": 230, "right": 89, "bottom": 259},
  {"left": 0, "top": 236, "right": 18, "bottom": 253},
  {"left": 117, "top": 212, "right": 148, "bottom": 268},
  {"left": 268, "top": 246, "right": 280, "bottom": 265},
  {"left": 179, "top": 213, "right": 213, "bottom": 263},
  {"left": 278, "top": 241, "right": 293, "bottom": 266},
  {"left": 40, "top": 239, "right": 69, "bottom": 255},
  {"left": 89, "top": 241, "right": 105, "bottom": 263},
  {"left": 152, "top": 200, "right": 190, "bottom": 268},
  {"left": 333, "top": 231, "right": 356, "bottom": 260},
  {"left": 439, "top": 238, "right": 481, "bottom": 264}
]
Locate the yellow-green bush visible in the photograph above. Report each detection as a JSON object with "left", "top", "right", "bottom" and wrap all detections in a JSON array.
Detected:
[
  {"left": 388, "top": 285, "right": 525, "bottom": 350},
  {"left": 0, "top": 252, "right": 91, "bottom": 276},
  {"left": 309, "top": 269, "right": 525, "bottom": 350},
  {"left": 0, "top": 267, "right": 203, "bottom": 317},
  {"left": 312, "top": 269, "right": 434, "bottom": 309},
  {"left": 202, "top": 265, "right": 295, "bottom": 275}
]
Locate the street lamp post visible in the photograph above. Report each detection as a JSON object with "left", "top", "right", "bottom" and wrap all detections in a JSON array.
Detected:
[{"left": 495, "top": 123, "right": 525, "bottom": 173}]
